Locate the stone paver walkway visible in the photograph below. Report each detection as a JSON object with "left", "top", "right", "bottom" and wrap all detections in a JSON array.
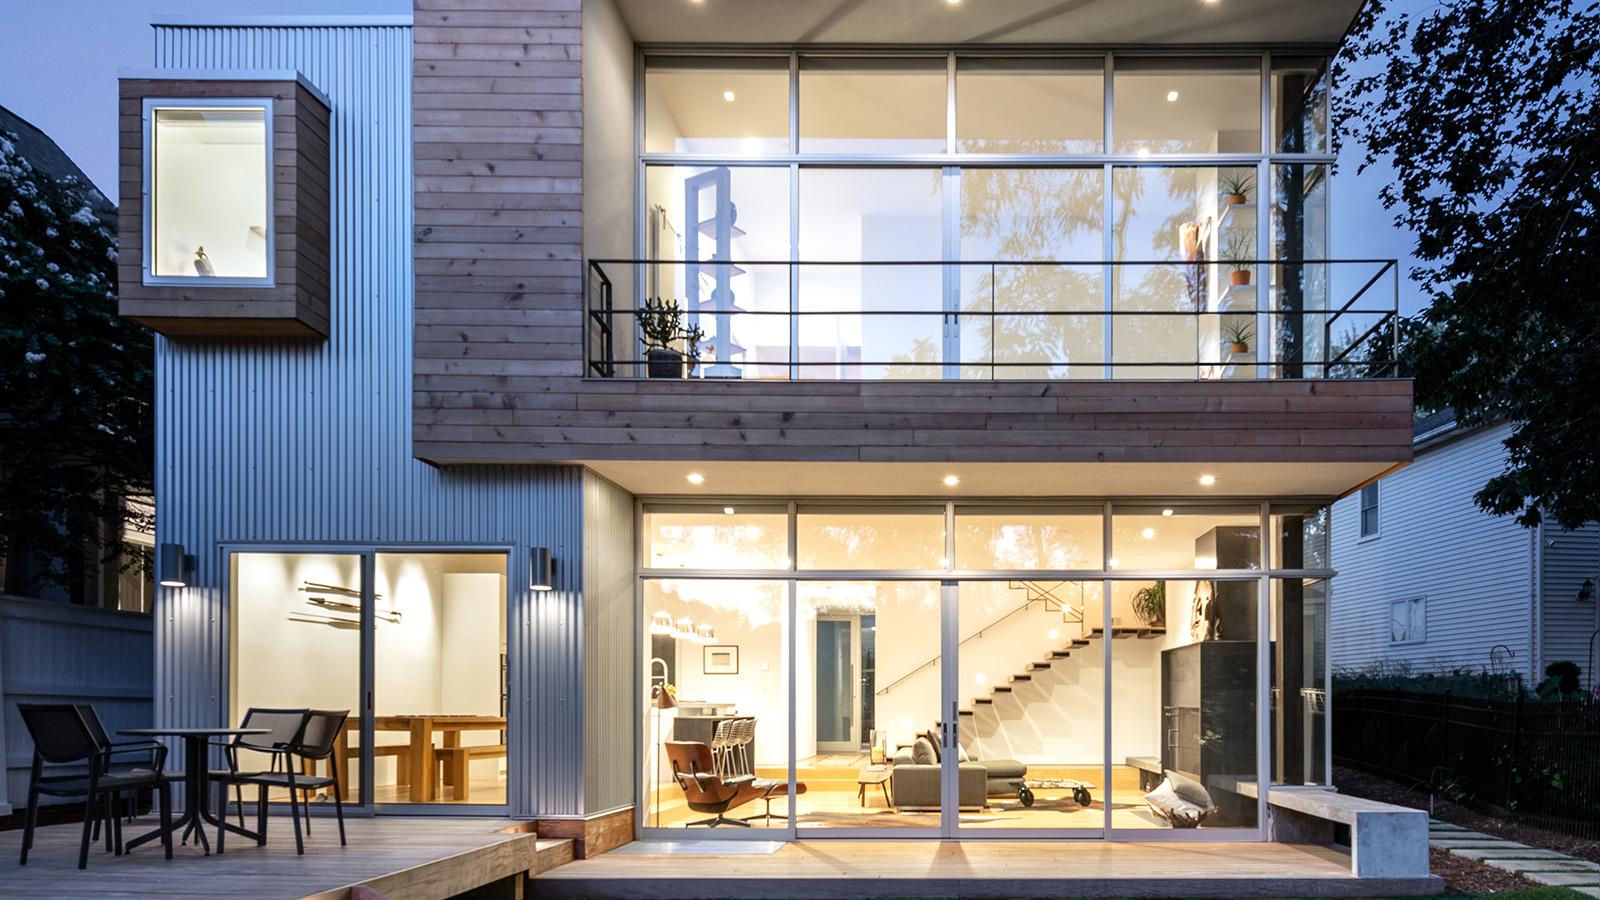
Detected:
[{"left": 1428, "top": 818, "right": 1600, "bottom": 893}]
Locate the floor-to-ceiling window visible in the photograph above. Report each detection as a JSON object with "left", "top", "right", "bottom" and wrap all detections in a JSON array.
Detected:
[{"left": 631, "top": 51, "right": 1335, "bottom": 381}]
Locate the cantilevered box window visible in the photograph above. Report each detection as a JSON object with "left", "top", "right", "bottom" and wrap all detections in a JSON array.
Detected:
[{"left": 147, "top": 103, "right": 272, "bottom": 282}]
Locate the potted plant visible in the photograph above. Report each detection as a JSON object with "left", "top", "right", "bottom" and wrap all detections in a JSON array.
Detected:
[
  {"left": 1131, "top": 581, "right": 1166, "bottom": 628},
  {"left": 1222, "top": 318, "right": 1253, "bottom": 355},
  {"left": 638, "top": 297, "right": 706, "bottom": 379},
  {"left": 1219, "top": 171, "right": 1254, "bottom": 205},
  {"left": 1222, "top": 232, "right": 1254, "bottom": 286}
]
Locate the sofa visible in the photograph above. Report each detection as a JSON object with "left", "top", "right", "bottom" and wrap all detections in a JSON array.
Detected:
[{"left": 889, "top": 736, "right": 986, "bottom": 809}]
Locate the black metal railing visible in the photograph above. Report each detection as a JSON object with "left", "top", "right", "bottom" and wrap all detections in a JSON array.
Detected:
[{"left": 585, "top": 258, "right": 1399, "bottom": 381}]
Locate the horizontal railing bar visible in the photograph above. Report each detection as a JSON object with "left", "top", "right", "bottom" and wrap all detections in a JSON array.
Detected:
[
  {"left": 599, "top": 308, "right": 1395, "bottom": 317},
  {"left": 1325, "top": 259, "right": 1395, "bottom": 331},
  {"left": 593, "top": 360, "right": 1360, "bottom": 368},
  {"left": 592, "top": 257, "right": 1400, "bottom": 268}
]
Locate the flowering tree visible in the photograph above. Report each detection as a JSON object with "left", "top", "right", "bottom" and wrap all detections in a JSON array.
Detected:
[{"left": 0, "top": 126, "right": 153, "bottom": 598}]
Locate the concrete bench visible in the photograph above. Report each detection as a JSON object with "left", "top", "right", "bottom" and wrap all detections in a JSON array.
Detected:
[
  {"left": 1124, "top": 756, "right": 1162, "bottom": 791},
  {"left": 1268, "top": 788, "right": 1430, "bottom": 878}
]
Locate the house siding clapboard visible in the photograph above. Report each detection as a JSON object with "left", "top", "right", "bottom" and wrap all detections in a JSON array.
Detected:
[{"left": 1539, "top": 523, "right": 1600, "bottom": 676}]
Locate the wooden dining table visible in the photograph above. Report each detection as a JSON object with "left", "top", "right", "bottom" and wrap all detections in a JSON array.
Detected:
[{"left": 323, "top": 714, "right": 506, "bottom": 802}]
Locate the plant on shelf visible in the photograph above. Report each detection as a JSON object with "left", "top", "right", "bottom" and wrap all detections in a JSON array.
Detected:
[
  {"left": 1220, "top": 171, "right": 1254, "bottom": 205},
  {"left": 638, "top": 297, "right": 706, "bottom": 379},
  {"left": 1222, "top": 232, "right": 1255, "bottom": 286},
  {"left": 1131, "top": 582, "right": 1166, "bottom": 627},
  {"left": 1222, "top": 317, "right": 1254, "bottom": 355}
]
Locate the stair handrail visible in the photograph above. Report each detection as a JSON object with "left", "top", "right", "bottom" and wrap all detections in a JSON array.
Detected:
[
  {"left": 1012, "top": 579, "right": 1085, "bottom": 626},
  {"left": 875, "top": 598, "right": 1039, "bottom": 697}
]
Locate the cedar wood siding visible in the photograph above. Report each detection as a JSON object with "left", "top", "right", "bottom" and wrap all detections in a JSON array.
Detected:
[
  {"left": 409, "top": 1, "right": 1415, "bottom": 468},
  {"left": 118, "top": 78, "right": 331, "bottom": 337}
]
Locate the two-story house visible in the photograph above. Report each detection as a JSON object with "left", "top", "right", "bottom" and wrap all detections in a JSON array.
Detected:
[{"left": 113, "top": 0, "right": 1418, "bottom": 862}]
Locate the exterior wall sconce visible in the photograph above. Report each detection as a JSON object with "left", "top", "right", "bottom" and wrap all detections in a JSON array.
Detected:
[
  {"left": 157, "top": 542, "right": 194, "bottom": 588},
  {"left": 529, "top": 546, "right": 554, "bottom": 592},
  {"left": 1579, "top": 579, "right": 1595, "bottom": 603}
]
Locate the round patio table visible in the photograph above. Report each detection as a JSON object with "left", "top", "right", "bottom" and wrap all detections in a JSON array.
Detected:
[{"left": 120, "top": 727, "right": 269, "bottom": 856}]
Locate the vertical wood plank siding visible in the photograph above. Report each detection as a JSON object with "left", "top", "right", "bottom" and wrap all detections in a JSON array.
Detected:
[
  {"left": 581, "top": 472, "right": 636, "bottom": 814},
  {"left": 151, "top": 22, "right": 601, "bottom": 819}
]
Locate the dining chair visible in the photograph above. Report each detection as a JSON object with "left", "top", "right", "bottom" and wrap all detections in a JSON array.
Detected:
[
  {"left": 74, "top": 704, "right": 174, "bottom": 843},
  {"left": 209, "top": 708, "right": 310, "bottom": 849},
  {"left": 215, "top": 708, "right": 349, "bottom": 856}
]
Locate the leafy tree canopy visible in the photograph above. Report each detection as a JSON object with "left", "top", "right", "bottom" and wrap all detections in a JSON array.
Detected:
[
  {"left": 1339, "top": 0, "right": 1600, "bottom": 528},
  {"left": 0, "top": 126, "right": 153, "bottom": 596}
]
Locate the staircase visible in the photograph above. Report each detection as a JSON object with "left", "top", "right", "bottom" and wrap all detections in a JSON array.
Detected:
[{"left": 956, "top": 625, "right": 1164, "bottom": 720}]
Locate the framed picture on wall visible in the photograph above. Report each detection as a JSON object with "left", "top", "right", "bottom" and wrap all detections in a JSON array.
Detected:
[{"left": 703, "top": 645, "right": 739, "bottom": 675}]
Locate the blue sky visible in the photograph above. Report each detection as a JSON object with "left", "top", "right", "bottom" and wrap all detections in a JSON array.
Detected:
[{"left": 0, "top": 0, "right": 1426, "bottom": 314}]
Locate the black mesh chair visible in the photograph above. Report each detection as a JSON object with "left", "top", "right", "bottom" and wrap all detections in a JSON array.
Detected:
[
  {"left": 74, "top": 704, "right": 173, "bottom": 845},
  {"left": 215, "top": 708, "right": 349, "bottom": 855},
  {"left": 209, "top": 708, "right": 309, "bottom": 850},
  {"left": 17, "top": 704, "right": 173, "bottom": 870}
]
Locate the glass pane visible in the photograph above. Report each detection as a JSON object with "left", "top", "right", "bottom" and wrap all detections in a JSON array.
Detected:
[
  {"left": 955, "top": 57, "right": 1102, "bottom": 154},
  {"left": 957, "top": 580, "right": 1104, "bottom": 830},
  {"left": 953, "top": 506, "right": 1103, "bottom": 570},
  {"left": 1272, "top": 577, "right": 1328, "bottom": 785},
  {"left": 799, "top": 57, "right": 947, "bottom": 154},
  {"left": 230, "top": 552, "right": 362, "bottom": 804},
  {"left": 1110, "top": 578, "right": 1259, "bottom": 829},
  {"left": 1271, "top": 56, "right": 1329, "bottom": 153},
  {"left": 1111, "top": 505, "right": 1261, "bottom": 573},
  {"left": 1113, "top": 57, "right": 1261, "bottom": 154},
  {"left": 1111, "top": 166, "right": 1259, "bottom": 380},
  {"left": 373, "top": 552, "right": 508, "bottom": 805},
  {"left": 644, "top": 57, "right": 790, "bottom": 155},
  {"left": 1272, "top": 163, "right": 1331, "bottom": 378},
  {"left": 796, "top": 506, "right": 945, "bottom": 570},
  {"left": 1271, "top": 504, "right": 1329, "bottom": 570},
  {"left": 151, "top": 106, "right": 269, "bottom": 279},
  {"left": 643, "top": 579, "right": 787, "bottom": 830},
  {"left": 797, "top": 581, "right": 941, "bottom": 829},
  {"left": 958, "top": 169, "right": 1105, "bottom": 380},
  {"left": 643, "top": 165, "right": 791, "bottom": 379},
  {"left": 642, "top": 504, "right": 790, "bottom": 570},
  {"left": 798, "top": 169, "right": 943, "bottom": 379}
]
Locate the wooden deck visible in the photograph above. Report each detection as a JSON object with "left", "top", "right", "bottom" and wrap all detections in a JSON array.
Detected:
[
  {"left": 534, "top": 839, "right": 1445, "bottom": 899},
  {"left": 0, "top": 813, "right": 572, "bottom": 899}
]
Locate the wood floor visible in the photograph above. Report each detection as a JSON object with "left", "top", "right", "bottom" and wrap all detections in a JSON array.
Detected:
[
  {"left": 0, "top": 812, "right": 570, "bottom": 899},
  {"left": 535, "top": 839, "right": 1445, "bottom": 899}
]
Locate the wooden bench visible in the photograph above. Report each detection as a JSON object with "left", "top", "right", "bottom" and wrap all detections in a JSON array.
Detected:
[
  {"left": 436, "top": 744, "right": 507, "bottom": 802},
  {"left": 1268, "top": 788, "right": 1430, "bottom": 878}
]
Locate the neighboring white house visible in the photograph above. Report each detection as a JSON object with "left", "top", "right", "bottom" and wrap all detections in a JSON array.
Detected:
[{"left": 1331, "top": 412, "right": 1600, "bottom": 685}]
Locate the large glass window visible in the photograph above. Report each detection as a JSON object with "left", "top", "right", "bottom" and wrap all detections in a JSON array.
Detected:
[
  {"left": 644, "top": 165, "right": 791, "bottom": 378},
  {"left": 645, "top": 57, "right": 790, "bottom": 155},
  {"left": 1273, "top": 163, "right": 1331, "bottom": 378},
  {"left": 1111, "top": 505, "right": 1262, "bottom": 573},
  {"left": 959, "top": 168, "right": 1105, "bottom": 379},
  {"left": 799, "top": 57, "right": 947, "bottom": 154},
  {"left": 642, "top": 504, "right": 790, "bottom": 570},
  {"left": 796, "top": 506, "right": 946, "bottom": 570},
  {"left": 955, "top": 57, "right": 1103, "bottom": 154},
  {"left": 1271, "top": 56, "right": 1330, "bottom": 154},
  {"left": 149, "top": 104, "right": 270, "bottom": 280},
  {"left": 1113, "top": 57, "right": 1262, "bottom": 155},
  {"left": 953, "top": 506, "right": 1102, "bottom": 570},
  {"left": 797, "top": 169, "right": 943, "bottom": 379},
  {"left": 1272, "top": 577, "right": 1328, "bottom": 785}
]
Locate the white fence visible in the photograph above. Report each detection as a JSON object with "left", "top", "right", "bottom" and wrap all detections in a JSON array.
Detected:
[{"left": 0, "top": 595, "right": 153, "bottom": 814}]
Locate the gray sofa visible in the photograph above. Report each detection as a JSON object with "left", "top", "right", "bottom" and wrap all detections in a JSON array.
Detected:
[{"left": 890, "top": 737, "right": 986, "bottom": 809}]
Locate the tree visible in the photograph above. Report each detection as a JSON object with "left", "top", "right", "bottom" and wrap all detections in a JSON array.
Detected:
[
  {"left": 0, "top": 126, "right": 153, "bottom": 598},
  {"left": 1338, "top": 0, "right": 1600, "bottom": 528}
]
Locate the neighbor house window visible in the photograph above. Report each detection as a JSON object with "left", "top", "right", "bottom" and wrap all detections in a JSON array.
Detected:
[
  {"left": 1359, "top": 483, "right": 1380, "bottom": 538},
  {"left": 1390, "top": 596, "right": 1425, "bottom": 643},
  {"left": 146, "top": 102, "right": 272, "bottom": 282}
]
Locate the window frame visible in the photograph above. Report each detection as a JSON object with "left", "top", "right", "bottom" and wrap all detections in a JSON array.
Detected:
[
  {"left": 1389, "top": 595, "right": 1425, "bottom": 644},
  {"left": 1358, "top": 482, "right": 1380, "bottom": 540},
  {"left": 141, "top": 97, "right": 277, "bottom": 289}
]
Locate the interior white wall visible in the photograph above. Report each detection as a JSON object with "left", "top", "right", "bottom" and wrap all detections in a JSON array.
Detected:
[
  {"left": 152, "top": 111, "right": 268, "bottom": 278},
  {"left": 231, "top": 553, "right": 363, "bottom": 720}
]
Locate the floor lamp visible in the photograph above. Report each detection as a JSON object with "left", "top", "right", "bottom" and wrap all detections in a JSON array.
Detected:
[{"left": 652, "top": 687, "right": 676, "bottom": 828}]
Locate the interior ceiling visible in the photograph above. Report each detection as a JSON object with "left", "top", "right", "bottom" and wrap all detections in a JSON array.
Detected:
[
  {"left": 616, "top": 0, "right": 1364, "bottom": 48},
  {"left": 584, "top": 459, "right": 1394, "bottom": 500}
]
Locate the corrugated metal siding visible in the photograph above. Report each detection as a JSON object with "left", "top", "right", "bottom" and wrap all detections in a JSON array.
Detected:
[
  {"left": 1330, "top": 425, "right": 1537, "bottom": 679},
  {"left": 1540, "top": 523, "right": 1600, "bottom": 675},
  {"left": 150, "top": 24, "right": 588, "bottom": 818},
  {"left": 581, "top": 472, "right": 637, "bottom": 814}
]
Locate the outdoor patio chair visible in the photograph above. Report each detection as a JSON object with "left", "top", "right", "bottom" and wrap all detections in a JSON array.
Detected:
[
  {"left": 75, "top": 703, "right": 175, "bottom": 840},
  {"left": 209, "top": 708, "right": 310, "bottom": 851},
  {"left": 17, "top": 703, "right": 173, "bottom": 870},
  {"left": 214, "top": 708, "right": 348, "bottom": 856}
]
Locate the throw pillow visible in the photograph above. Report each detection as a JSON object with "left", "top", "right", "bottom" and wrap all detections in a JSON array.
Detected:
[
  {"left": 1144, "top": 778, "right": 1207, "bottom": 828},
  {"left": 911, "top": 737, "right": 937, "bottom": 765},
  {"left": 1163, "top": 769, "right": 1213, "bottom": 810}
]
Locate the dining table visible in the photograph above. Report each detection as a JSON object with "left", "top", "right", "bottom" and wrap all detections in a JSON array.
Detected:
[
  {"left": 120, "top": 726, "right": 269, "bottom": 856},
  {"left": 318, "top": 714, "right": 506, "bottom": 802}
]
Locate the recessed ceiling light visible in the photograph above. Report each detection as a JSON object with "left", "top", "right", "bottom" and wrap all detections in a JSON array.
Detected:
[
  {"left": 1166, "top": 90, "right": 1180, "bottom": 102},
  {"left": 722, "top": 506, "right": 735, "bottom": 516},
  {"left": 723, "top": 90, "right": 736, "bottom": 102},
  {"left": 1137, "top": 147, "right": 1151, "bottom": 157},
  {"left": 1199, "top": 474, "right": 1217, "bottom": 487},
  {"left": 943, "top": 474, "right": 960, "bottom": 487},
  {"left": 686, "top": 472, "right": 705, "bottom": 485},
  {"left": 1108, "top": 557, "right": 1120, "bottom": 569},
  {"left": 1162, "top": 508, "right": 1175, "bottom": 517},
  {"left": 1141, "top": 527, "right": 1156, "bottom": 540}
]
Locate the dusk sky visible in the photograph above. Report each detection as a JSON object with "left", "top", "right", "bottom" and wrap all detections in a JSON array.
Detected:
[{"left": 0, "top": 0, "right": 1426, "bottom": 314}]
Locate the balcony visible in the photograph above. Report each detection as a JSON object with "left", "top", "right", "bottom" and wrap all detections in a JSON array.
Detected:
[{"left": 585, "top": 258, "right": 1398, "bottom": 382}]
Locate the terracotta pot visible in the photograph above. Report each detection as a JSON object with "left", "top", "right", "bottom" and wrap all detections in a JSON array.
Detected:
[
  {"left": 1230, "top": 269, "right": 1251, "bottom": 286},
  {"left": 1227, "top": 193, "right": 1248, "bottom": 205},
  {"left": 1229, "top": 341, "right": 1250, "bottom": 355}
]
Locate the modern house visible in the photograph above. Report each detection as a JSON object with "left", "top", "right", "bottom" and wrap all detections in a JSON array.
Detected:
[
  {"left": 1331, "top": 412, "right": 1600, "bottom": 686},
  {"left": 111, "top": 0, "right": 1428, "bottom": 877}
]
